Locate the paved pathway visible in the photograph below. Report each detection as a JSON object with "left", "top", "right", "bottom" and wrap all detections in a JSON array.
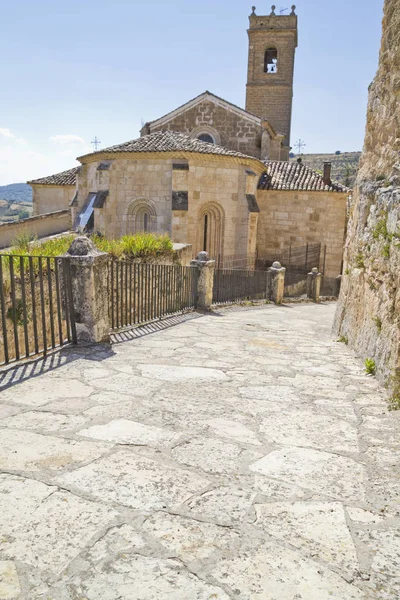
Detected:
[{"left": 0, "top": 303, "right": 399, "bottom": 599}]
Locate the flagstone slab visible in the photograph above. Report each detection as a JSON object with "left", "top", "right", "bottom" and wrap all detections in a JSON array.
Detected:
[
  {"left": 63, "top": 555, "right": 230, "bottom": 600},
  {"left": 171, "top": 437, "right": 243, "bottom": 474},
  {"left": 211, "top": 542, "right": 364, "bottom": 599},
  {"left": 142, "top": 513, "right": 239, "bottom": 563},
  {"left": 57, "top": 449, "right": 210, "bottom": 510},
  {"left": 259, "top": 409, "right": 359, "bottom": 453},
  {"left": 78, "top": 419, "right": 182, "bottom": 448},
  {"left": 250, "top": 447, "right": 366, "bottom": 502},
  {"left": 0, "top": 474, "right": 118, "bottom": 574},
  {"left": 1, "top": 378, "right": 94, "bottom": 407},
  {"left": 0, "top": 561, "right": 21, "bottom": 600},
  {"left": 2, "top": 410, "right": 88, "bottom": 433},
  {"left": 0, "top": 429, "right": 110, "bottom": 472},
  {"left": 255, "top": 501, "right": 358, "bottom": 573},
  {"left": 138, "top": 364, "right": 227, "bottom": 382},
  {"left": 184, "top": 486, "right": 257, "bottom": 525},
  {"left": 206, "top": 417, "right": 261, "bottom": 445}
]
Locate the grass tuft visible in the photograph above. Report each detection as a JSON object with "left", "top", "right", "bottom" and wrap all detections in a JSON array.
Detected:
[{"left": 365, "top": 358, "right": 376, "bottom": 376}]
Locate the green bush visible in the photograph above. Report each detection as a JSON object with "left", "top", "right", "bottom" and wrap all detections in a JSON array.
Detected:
[
  {"left": 365, "top": 358, "right": 376, "bottom": 376},
  {"left": 337, "top": 335, "right": 348, "bottom": 345}
]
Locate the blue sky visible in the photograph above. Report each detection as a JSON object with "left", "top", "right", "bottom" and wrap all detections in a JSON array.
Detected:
[{"left": 0, "top": 0, "right": 383, "bottom": 185}]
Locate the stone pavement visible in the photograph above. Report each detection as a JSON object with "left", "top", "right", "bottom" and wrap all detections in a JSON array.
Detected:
[{"left": 0, "top": 302, "right": 399, "bottom": 599}]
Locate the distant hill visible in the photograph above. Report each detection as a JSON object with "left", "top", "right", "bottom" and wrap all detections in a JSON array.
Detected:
[
  {"left": 290, "top": 152, "right": 361, "bottom": 188},
  {"left": 0, "top": 183, "right": 32, "bottom": 203}
]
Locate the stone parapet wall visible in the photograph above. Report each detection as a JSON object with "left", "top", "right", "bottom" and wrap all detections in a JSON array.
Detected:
[{"left": 0, "top": 210, "right": 71, "bottom": 249}]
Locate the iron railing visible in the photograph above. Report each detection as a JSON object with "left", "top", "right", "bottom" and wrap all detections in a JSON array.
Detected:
[
  {"left": 109, "top": 261, "right": 198, "bottom": 330},
  {"left": 256, "top": 242, "right": 324, "bottom": 273},
  {"left": 213, "top": 268, "right": 270, "bottom": 304},
  {"left": 0, "top": 255, "right": 76, "bottom": 366}
]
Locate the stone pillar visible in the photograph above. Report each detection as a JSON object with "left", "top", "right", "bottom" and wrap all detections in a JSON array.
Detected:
[
  {"left": 307, "top": 267, "right": 322, "bottom": 302},
  {"left": 60, "top": 236, "right": 110, "bottom": 344},
  {"left": 268, "top": 261, "right": 286, "bottom": 304},
  {"left": 334, "top": 275, "right": 342, "bottom": 298},
  {"left": 190, "top": 251, "right": 215, "bottom": 310}
]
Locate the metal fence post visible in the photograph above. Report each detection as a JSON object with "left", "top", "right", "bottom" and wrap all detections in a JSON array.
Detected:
[
  {"left": 190, "top": 251, "right": 215, "bottom": 310},
  {"left": 307, "top": 267, "right": 322, "bottom": 302},
  {"left": 60, "top": 236, "right": 110, "bottom": 344},
  {"left": 268, "top": 261, "right": 286, "bottom": 305}
]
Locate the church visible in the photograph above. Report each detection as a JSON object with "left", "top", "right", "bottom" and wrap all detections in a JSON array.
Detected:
[{"left": 28, "top": 6, "right": 349, "bottom": 278}]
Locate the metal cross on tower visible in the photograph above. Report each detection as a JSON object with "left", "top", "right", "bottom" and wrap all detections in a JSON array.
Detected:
[
  {"left": 294, "top": 139, "right": 306, "bottom": 154},
  {"left": 91, "top": 136, "right": 101, "bottom": 151}
]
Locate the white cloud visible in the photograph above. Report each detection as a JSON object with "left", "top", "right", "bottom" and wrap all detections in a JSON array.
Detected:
[
  {"left": 0, "top": 128, "right": 15, "bottom": 139},
  {"left": 14, "top": 137, "right": 28, "bottom": 145},
  {"left": 50, "top": 134, "right": 85, "bottom": 145}
]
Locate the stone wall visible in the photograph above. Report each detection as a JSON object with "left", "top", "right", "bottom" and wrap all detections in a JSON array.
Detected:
[
  {"left": 78, "top": 154, "right": 264, "bottom": 261},
  {"left": 334, "top": 0, "right": 400, "bottom": 387},
  {"left": 148, "top": 100, "right": 282, "bottom": 161},
  {"left": 0, "top": 210, "right": 71, "bottom": 249},
  {"left": 256, "top": 189, "right": 348, "bottom": 278},
  {"left": 31, "top": 185, "right": 75, "bottom": 216}
]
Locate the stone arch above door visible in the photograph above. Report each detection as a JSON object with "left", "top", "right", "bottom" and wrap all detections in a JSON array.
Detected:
[{"left": 198, "top": 202, "right": 225, "bottom": 259}]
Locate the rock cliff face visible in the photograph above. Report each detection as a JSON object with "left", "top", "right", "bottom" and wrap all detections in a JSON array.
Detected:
[{"left": 334, "top": 0, "right": 400, "bottom": 389}]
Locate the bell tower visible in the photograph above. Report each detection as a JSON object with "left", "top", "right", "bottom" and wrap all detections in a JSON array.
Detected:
[{"left": 245, "top": 5, "right": 298, "bottom": 154}]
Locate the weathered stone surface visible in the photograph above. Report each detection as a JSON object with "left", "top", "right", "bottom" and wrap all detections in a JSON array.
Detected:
[
  {"left": 1, "top": 303, "right": 399, "bottom": 598},
  {"left": 0, "top": 474, "right": 117, "bottom": 574},
  {"left": 78, "top": 419, "right": 182, "bottom": 448},
  {"left": 0, "top": 561, "right": 21, "bottom": 599},
  {"left": 250, "top": 447, "right": 366, "bottom": 501},
  {"left": 255, "top": 502, "right": 358, "bottom": 573},
  {"left": 171, "top": 437, "right": 243, "bottom": 474},
  {"left": 211, "top": 542, "right": 364, "bottom": 599},
  {"left": 142, "top": 513, "right": 239, "bottom": 563},
  {"left": 206, "top": 417, "right": 261, "bottom": 445},
  {"left": 184, "top": 486, "right": 257, "bottom": 525},
  {"left": 64, "top": 555, "right": 230, "bottom": 599},
  {"left": 57, "top": 450, "right": 210, "bottom": 510},
  {"left": 138, "top": 364, "right": 227, "bottom": 382},
  {"left": 1, "top": 378, "right": 93, "bottom": 407},
  {"left": 259, "top": 409, "right": 359, "bottom": 453},
  {"left": 0, "top": 429, "right": 109, "bottom": 472},
  {"left": 334, "top": 0, "right": 400, "bottom": 385},
  {"left": 2, "top": 410, "right": 88, "bottom": 433},
  {"left": 355, "top": 529, "right": 400, "bottom": 599}
]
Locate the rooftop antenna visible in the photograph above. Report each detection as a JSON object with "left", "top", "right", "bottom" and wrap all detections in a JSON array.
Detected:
[
  {"left": 91, "top": 136, "right": 101, "bottom": 151},
  {"left": 294, "top": 139, "right": 306, "bottom": 154}
]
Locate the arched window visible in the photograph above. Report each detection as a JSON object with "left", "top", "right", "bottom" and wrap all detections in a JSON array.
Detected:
[
  {"left": 197, "top": 133, "right": 215, "bottom": 144},
  {"left": 198, "top": 202, "right": 225, "bottom": 259},
  {"left": 126, "top": 199, "right": 157, "bottom": 234},
  {"left": 264, "top": 48, "right": 278, "bottom": 73}
]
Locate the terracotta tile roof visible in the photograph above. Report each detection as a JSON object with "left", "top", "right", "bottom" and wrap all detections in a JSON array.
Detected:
[
  {"left": 28, "top": 167, "right": 79, "bottom": 186},
  {"left": 258, "top": 161, "right": 350, "bottom": 193},
  {"left": 79, "top": 130, "right": 262, "bottom": 162}
]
